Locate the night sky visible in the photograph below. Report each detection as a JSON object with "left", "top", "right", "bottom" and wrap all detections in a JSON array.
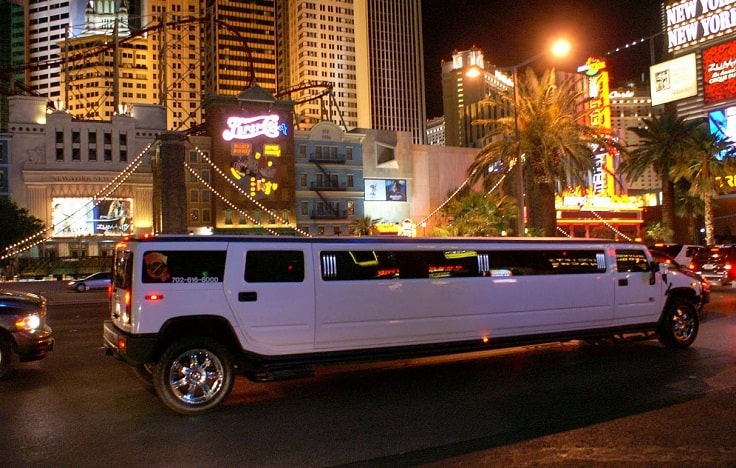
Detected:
[{"left": 422, "top": 0, "right": 666, "bottom": 117}]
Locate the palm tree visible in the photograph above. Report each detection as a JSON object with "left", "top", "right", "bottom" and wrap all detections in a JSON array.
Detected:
[
  {"left": 468, "top": 68, "right": 599, "bottom": 236},
  {"left": 351, "top": 216, "right": 381, "bottom": 236},
  {"left": 671, "top": 124, "right": 736, "bottom": 245},
  {"left": 620, "top": 112, "right": 700, "bottom": 242},
  {"left": 440, "top": 189, "right": 517, "bottom": 236}
]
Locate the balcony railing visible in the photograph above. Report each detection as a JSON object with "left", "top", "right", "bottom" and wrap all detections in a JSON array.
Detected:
[
  {"left": 310, "top": 209, "right": 348, "bottom": 220},
  {"left": 310, "top": 181, "right": 347, "bottom": 191},
  {"left": 309, "top": 153, "right": 347, "bottom": 164}
]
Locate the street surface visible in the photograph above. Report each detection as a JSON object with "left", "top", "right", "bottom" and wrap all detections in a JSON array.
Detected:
[{"left": 1, "top": 280, "right": 735, "bottom": 467}]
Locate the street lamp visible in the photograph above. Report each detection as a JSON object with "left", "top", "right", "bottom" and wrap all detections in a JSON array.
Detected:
[{"left": 508, "top": 39, "right": 571, "bottom": 236}]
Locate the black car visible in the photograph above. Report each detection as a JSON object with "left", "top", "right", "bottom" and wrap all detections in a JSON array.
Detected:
[
  {"left": 690, "top": 245, "right": 736, "bottom": 287},
  {"left": 0, "top": 289, "right": 54, "bottom": 378}
]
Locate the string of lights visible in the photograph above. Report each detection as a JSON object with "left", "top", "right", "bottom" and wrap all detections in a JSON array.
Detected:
[
  {"left": 1, "top": 142, "right": 154, "bottom": 260},
  {"left": 416, "top": 157, "right": 513, "bottom": 228},
  {"left": 589, "top": 210, "right": 632, "bottom": 241},
  {"left": 182, "top": 162, "right": 287, "bottom": 237},
  {"left": 187, "top": 140, "right": 311, "bottom": 237}
]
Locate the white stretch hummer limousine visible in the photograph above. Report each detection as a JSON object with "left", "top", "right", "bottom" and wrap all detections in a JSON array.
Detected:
[{"left": 103, "top": 235, "right": 709, "bottom": 414}]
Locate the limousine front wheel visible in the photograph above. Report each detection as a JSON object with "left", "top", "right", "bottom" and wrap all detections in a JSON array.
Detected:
[
  {"left": 153, "top": 337, "right": 234, "bottom": 415},
  {"left": 659, "top": 300, "right": 698, "bottom": 348}
]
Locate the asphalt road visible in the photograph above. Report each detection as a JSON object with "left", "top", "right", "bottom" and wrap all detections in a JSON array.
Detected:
[{"left": 1, "top": 281, "right": 735, "bottom": 467}]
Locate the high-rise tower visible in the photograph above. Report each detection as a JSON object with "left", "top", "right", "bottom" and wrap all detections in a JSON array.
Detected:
[{"left": 276, "top": 0, "right": 426, "bottom": 143}]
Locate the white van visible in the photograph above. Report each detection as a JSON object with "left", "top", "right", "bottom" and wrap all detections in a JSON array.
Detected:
[{"left": 103, "top": 236, "right": 708, "bottom": 414}]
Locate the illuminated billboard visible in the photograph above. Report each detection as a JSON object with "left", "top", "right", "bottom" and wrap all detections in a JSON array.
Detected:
[
  {"left": 52, "top": 198, "right": 133, "bottom": 237},
  {"left": 703, "top": 40, "right": 736, "bottom": 104},
  {"left": 709, "top": 106, "right": 736, "bottom": 159},
  {"left": 650, "top": 54, "right": 698, "bottom": 106},
  {"left": 223, "top": 114, "right": 289, "bottom": 199},
  {"left": 364, "top": 179, "right": 407, "bottom": 201},
  {"left": 666, "top": 1, "right": 736, "bottom": 51}
]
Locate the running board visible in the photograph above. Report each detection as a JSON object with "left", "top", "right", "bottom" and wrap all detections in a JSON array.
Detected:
[{"left": 245, "top": 366, "right": 315, "bottom": 382}]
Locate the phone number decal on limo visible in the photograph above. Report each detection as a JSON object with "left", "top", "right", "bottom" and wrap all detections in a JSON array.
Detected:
[{"left": 171, "top": 277, "right": 221, "bottom": 284}]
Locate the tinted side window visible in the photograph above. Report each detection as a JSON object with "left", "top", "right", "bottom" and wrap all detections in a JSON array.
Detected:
[
  {"left": 245, "top": 250, "right": 304, "bottom": 283},
  {"left": 616, "top": 249, "right": 650, "bottom": 272},
  {"left": 321, "top": 250, "right": 483, "bottom": 280},
  {"left": 487, "top": 249, "right": 606, "bottom": 275},
  {"left": 113, "top": 250, "right": 132, "bottom": 289},
  {"left": 142, "top": 250, "right": 226, "bottom": 283}
]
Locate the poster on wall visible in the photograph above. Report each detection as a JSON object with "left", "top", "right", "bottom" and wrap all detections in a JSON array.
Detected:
[
  {"left": 52, "top": 198, "right": 133, "bottom": 237},
  {"left": 649, "top": 54, "right": 697, "bottom": 106},
  {"left": 703, "top": 40, "right": 736, "bottom": 104},
  {"left": 364, "top": 179, "right": 407, "bottom": 201},
  {"left": 708, "top": 106, "right": 736, "bottom": 159}
]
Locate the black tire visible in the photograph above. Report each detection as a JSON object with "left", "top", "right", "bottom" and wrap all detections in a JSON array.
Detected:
[
  {"left": 0, "top": 336, "right": 12, "bottom": 379},
  {"left": 75, "top": 283, "right": 87, "bottom": 292},
  {"left": 153, "top": 337, "right": 234, "bottom": 415},
  {"left": 659, "top": 299, "right": 699, "bottom": 348}
]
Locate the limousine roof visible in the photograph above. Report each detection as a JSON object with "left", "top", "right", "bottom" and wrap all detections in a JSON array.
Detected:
[{"left": 124, "top": 235, "right": 639, "bottom": 247}]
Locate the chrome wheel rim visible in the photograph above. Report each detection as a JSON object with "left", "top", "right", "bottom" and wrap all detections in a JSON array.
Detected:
[
  {"left": 671, "top": 308, "right": 695, "bottom": 343},
  {"left": 167, "top": 348, "right": 225, "bottom": 405}
]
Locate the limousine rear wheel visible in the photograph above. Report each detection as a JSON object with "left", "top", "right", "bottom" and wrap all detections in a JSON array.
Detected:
[
  {"left": 659, "top": 300, "right": 698, "bottom": 348},
  {"left": 153, "top": 337, "right": 234, "bottom": 415}
]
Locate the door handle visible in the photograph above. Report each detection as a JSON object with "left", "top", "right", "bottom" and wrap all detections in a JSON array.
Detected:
[
  {"left": 238, "top": 291, "right": 257, "bottom": 302},
  {"left": 618, "top": 279, "right": 628, "bottom": 286}
]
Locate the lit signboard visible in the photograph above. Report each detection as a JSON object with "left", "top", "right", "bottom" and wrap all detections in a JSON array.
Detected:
[
  {"left": 223, "top": 113, "right": 289, "bottom": 199},
  {"left": 222, "top": 115, "right": 288, "bottom": 141},
  {"left": 650, "top": 53, "right": 698, "bottom": 106},
  {"left": 364, "top": 179, "right": 407, "bottom": 201},
  {"left": 708, "top": 105, "right": 736, "bottom": 159},
  {"left": 578, "top": 58, "right": 615, "bottom": 196},
  {"left": 703, "top": 39, "right": 736, "bottom": 103},
  {"left": 52, "top": 198, "right": 133, "bottom": 237},
  {"left": 666, "top": 1, "right": 736, "bottom": 51}
]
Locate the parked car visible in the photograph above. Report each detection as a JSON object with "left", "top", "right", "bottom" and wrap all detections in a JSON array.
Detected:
[
  {"left": 66, "top": 271, "right": 112, "bottom": 292},
  {"left": 689, "top": 245, "right": 736, "bottom": 287},
  {"left": 0, "top": 289, "right": 54, "bottom": 378},
  {"left": 648, "top": 243, "right": 705, "bottom": 270}
]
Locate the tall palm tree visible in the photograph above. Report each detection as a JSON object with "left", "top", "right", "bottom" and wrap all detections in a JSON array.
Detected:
[
  {"left": 468, "top": 68, "right": 599, "bottom": 236},
  {"left": 671, "top": 124, "right": 736, "bottom": 245},
  {"left": 620, "top": 112, "right": 700, "bottom": 242}
]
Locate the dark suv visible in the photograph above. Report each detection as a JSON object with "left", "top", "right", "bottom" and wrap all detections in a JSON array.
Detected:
[
  {"left": 690, "top": 245, "right": 736, "bottom": 287},
  {"left": 0, "top": 288, "right": 54, "bottom": 378}
]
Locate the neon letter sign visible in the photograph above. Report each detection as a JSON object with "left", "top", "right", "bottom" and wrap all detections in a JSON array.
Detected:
[{"left": 222, "top": 115, "right": 288, "bottom": 141}]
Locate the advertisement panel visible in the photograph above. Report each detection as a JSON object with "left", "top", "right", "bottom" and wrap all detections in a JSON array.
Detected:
[
  {"left": 709, "top": 106, "right": 736, "bottom": 159},
  {"left": 52, "top": 198, "right": 133, "bottom": 237},
  {"left": 650, "top": 54, "right": 698, "bottom": 106},
  {"left": 703, "top": 40, "right": 736, "bottom": 104},
  {"left": 223, "top": 114, "right": 289, "bottom": 200},
  {"left": 364, "top": 179, "right": 407, "bottom": 201}
]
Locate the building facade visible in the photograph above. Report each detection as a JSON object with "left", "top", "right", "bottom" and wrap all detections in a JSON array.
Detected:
[
  {"left": 276, "top": 0, "right": 427, "bottom": 144},
  {"left": 441, "top": 47, "right": 513, "bottom": 148}
]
